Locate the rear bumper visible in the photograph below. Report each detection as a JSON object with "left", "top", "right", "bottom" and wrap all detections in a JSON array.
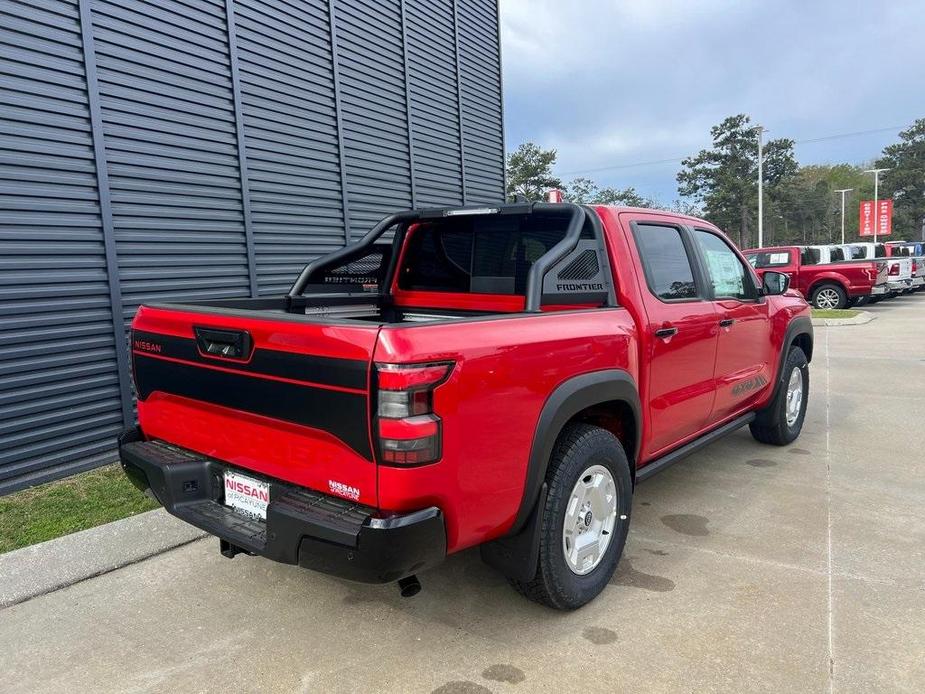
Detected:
[
  {"left": 118, "top": 427, "right": 445, "bottom": 583},
  {"left": 870, "top": 284, "right": 889, "bottom": 296},
  {"left": 911, "top": 277, "right": 925, "bottom": 288},
  {"left": 887, "top": 279, "right": 913, "bottom": 291}
]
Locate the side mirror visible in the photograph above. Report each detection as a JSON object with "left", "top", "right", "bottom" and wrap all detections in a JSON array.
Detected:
[{"left": 762, "top": 270, "right": 790, "bottom": 296}]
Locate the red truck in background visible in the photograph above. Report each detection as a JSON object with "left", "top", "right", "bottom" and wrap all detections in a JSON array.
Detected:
[
  {"left": 743, "top": 245, "right": 887, "bottom": 309},
  {"left": 120, "top": 203, "right": 812, "bottom": 609}
]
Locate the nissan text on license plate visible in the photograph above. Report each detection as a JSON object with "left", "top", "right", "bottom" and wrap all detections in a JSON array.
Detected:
[{"left": 223, "top": 470, "right": 270, "bottom": 520}]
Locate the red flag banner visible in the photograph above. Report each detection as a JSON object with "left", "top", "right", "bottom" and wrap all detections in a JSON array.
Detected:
[
  {"left": 876, "top": 199, "right": 892, "bottom": 236},
  {"left": 859, "top": 200, "right": 875, "bottom": 236}
]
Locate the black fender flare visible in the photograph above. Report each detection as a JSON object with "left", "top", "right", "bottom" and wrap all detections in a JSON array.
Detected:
[
  {"left": 480, "top": 369, "right": 640, "bottom": 582},
  {"left": 767, "top": 315, "right": 813, "bottom": 407},
  {"left": 511, "top": 369, "right": 641, "bottom": 535}
]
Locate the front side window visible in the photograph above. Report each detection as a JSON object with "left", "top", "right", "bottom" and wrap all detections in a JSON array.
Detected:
[
  {"left": 874, "top": 244, "right": 886, "bottom": 258},
  {"left": 848, "top": 246, "right": 865, "bottom": 260},
  {"left": 694, "top": 229, "right": 753, "bottom": 300},
  {"left": 829, "top": 247, "right": 845, "bottom": 262},
  {"left": 746, "top": 250, "right": 791, "bottom": 268},
  {"left": 633, "top": 224, "right": 698, "bottom": 301}
]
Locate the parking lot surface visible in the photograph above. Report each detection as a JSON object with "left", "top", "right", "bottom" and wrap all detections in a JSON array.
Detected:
[{"left": 2, "top": 297, "right": 923, "bottom": 694}]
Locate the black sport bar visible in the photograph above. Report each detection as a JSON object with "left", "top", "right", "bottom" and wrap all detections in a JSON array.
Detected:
[{"left": 287, "top": 203, "right": 586, "bottom": 312}]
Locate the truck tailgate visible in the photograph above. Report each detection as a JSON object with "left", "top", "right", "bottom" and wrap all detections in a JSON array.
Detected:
[{"left": 131, "top": 305, "right": 380, "bottom": 506}]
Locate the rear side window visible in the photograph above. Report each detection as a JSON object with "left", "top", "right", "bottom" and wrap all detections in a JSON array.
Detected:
[
  {"left": 874, "top": 244, "right": 886, "bottom": 258},
  {"left": 633, "top": 224, "right": 698, "bottom": 301},
  {"left": 848, "top": 246, "right": 865, "bottom": 260},
  {"left": 397, "top": 214, "right": 592, "bottom": 295},
  {"left": 747, "top": 251, "right": 791, "bottom": 268},
  {"left": 801, "top": 248, "right": 821, "bottom": 265},
  {"left": 829, "top": 247, "right": 845, "bottom": 262},
  {"left": 694, "top": 229, "right": 754, "bottom": 300}
]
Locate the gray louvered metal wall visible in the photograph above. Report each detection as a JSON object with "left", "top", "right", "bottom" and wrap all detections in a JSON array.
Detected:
[{"left": 0, "top": 0, "right": 504, "bottom": 493}]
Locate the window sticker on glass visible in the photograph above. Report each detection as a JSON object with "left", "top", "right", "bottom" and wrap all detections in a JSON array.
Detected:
[
  {"left": 769, "top": 252, "right": 788, "bottom": 265},
  {"left": 704, "top": 249, "right": 745, "bottom": 297}
]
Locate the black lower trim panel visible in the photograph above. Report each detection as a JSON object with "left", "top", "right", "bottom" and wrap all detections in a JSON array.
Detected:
[
  {"left": 118, "top": 427, "right": 446, "bottom": 583},
  {"left": 636, "top": 413, "right": 756, "bottom": 482}
]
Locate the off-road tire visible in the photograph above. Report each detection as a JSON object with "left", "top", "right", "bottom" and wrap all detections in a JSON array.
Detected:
[
  {"left": 810, "top": 283, "right": 847, "bottom": 310},
  {"left": 508, "top": 423, "right": 632, "bottom": 610},
  {"left": 750, "top": 346, "right": 809, "bottom": 445}
]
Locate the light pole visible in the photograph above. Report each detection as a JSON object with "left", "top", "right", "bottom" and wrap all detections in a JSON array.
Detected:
[
  {"left": 756, "top": 125, "right": 765, "bottom": 248},
  {"left": 834, "top": 188, "right": 853, "bottom": 245},
  {"left": 863, "top": 168, "right": 889, "bottom": 242}
]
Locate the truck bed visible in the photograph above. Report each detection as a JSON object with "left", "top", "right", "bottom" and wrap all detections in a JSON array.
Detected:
[{"left": 151, "top": 295, "right": 497, "bottom": 325}]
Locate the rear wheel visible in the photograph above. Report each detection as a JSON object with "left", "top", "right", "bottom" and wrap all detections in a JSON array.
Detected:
[
  {"left": 810, "top": 283, "right": 847, "bottom": 310},
  {"left": 508, "top": 423, "right": 632, "bottom": 610},
  {"left": 750, "top": 346, "right": 809, "bottom": 446}
]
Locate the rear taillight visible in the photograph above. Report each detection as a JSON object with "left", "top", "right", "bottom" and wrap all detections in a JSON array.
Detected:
[
  {"left": 375, "top": 362, "right": 452, "bottom": 465},
  {"left": 889, "top": 263, "right": 900, "bottom": 276},
  {"left": 913, "top": 260, "right": 918, "bottom": 273}
]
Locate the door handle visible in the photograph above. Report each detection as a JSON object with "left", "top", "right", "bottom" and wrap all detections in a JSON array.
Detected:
[
  {"left": 719, "top": 318, "right": 735, "bottom": 327},
  {"left": 654, "top": 327, "right": 678, "bottom": 338}
]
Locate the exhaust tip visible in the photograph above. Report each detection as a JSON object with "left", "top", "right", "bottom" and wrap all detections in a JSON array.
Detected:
[{"left": 398, "top": 575, "right": 422, "bottom": 598}]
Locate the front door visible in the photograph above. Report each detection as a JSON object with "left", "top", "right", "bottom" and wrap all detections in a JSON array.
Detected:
[{"left": 692, "top": 228, "right": 773, "bottom": 422}]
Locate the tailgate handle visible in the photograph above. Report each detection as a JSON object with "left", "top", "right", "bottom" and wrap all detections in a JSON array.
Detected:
[{"left": 194, "top": 327, "right": 252, "bottom": 361}]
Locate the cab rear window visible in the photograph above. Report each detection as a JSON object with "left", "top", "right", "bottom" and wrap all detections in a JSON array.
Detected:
[{"left": 398, "top": 214, "right": 592, "bottom": 295}]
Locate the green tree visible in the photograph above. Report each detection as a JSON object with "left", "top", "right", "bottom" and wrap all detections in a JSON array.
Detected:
[
  {"left": 667, "top": 199, "right": 703, "bottom": 217},
  {"left": 595, "top": 185, "right": 655, "bottom": 207},
  {"left": 876, "top": 119, "right": 925, "bottom": 240},
  {"left": 506, "top": 142, "right": 562, "bottom": 201},
  {"left": 564, "top": 176, "right": 598, "bottom": 203},
  {"left": 768, "top": 164, "right": 873, "bottom": 245},
  {"left": 564, "top": 177, "right": 656, "bottom": 207},
  {"left": 677, "top": 114, "right": 797, "bottom": 248}
]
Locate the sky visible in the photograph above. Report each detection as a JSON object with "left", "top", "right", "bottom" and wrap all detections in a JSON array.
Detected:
[{"left": 499, "top": 0, "right": 925, "bottom": 203}]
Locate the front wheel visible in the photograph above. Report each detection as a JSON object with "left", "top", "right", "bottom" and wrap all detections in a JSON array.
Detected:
[
  {"left": 508, "top": 423, "right": 632, "bottom": 609},
  {"left": 750, "top": 346, "right": 809, "bottom": 446},
  {"left": 810, "top": 283, "right": 847, "bottom": 310}
]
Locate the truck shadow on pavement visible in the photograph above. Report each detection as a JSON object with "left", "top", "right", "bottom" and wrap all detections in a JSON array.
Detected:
[{"left": 333, "top": 428, "right": 813, "bottom": 626}]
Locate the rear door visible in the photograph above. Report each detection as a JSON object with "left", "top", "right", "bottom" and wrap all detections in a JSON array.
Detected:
[
  {"left": 691, "top": 228, "right": 774, "bottom": 422},
  {"left": 132, "top": 306, "right": 381, "bottom": 506},
  {"left": 625, "top": 217, "right": 718, "bottom": 455}
]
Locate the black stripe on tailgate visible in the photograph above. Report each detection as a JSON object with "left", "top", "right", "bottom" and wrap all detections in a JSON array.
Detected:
[
  {"left": 132, "top": 330, "right": 368, "bottom": 391},
  {"left": 133, "top": 357, "right": 373, "bottom": 462}
]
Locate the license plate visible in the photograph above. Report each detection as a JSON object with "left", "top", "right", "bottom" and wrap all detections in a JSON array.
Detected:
[{"left": 223, "top": 470, "right": 270, "bottom": 520}]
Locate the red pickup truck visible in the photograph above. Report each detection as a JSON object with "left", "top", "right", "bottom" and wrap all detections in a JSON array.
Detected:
[
  {"left": 120, "top": 203, "right": 812, "bottom": 609},
  {"left": 742, "top": 245, "right": 887, "bottom": 309}
]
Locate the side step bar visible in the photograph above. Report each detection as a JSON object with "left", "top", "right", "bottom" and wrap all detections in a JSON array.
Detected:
[{"left": 636, "top": 413, "right": 756, "bottom": 483}]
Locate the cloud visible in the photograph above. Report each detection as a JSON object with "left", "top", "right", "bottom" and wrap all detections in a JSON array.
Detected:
[{"left": 500, "top": 0, "right": 925, "bottom": 200}]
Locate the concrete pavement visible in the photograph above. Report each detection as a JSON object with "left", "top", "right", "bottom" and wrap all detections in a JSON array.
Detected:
[
  {"left": 1, "top": 295, "right": 923, "bottom": 693},
  {"left": 0, "top": 509, "right": 206, "bottom": 609}
]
